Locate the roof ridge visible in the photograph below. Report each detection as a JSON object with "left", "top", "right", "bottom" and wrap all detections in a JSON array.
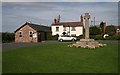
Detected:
[{"left": 15, "top": 22, "right": 51, "bottom": 32}]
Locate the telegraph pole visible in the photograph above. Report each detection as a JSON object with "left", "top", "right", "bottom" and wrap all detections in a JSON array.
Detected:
[
  {"left": 91, "top": 20, "right": 93, "bottom": 26},
  {"left": 94, "top": 17, "right": 95, "bottom": 26}
]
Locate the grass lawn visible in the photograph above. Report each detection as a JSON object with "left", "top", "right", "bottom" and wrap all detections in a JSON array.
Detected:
[{"left": 2, "top": 43, "right": 118, "bottom": 73}]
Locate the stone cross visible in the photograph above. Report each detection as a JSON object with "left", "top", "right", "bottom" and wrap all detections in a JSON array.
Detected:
[{"left": 84, "top": 13, "right": 90, "bottom": 39}]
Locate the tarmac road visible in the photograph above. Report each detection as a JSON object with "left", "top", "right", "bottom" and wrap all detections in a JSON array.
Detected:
[
  {"left": 2, "top": 41, "right": 72, "bottom": 51},
  {"left": 2, "top": 40, "right": 120, "bottom": 51}
]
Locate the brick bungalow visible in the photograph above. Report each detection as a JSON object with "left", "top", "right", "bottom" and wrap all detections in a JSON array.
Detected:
[{"left": 15, "top": 22, "right": 51, "bottom": 43}]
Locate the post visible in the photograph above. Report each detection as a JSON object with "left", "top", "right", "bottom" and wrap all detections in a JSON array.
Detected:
[
  {"left": 94, "top": 17, "right": 95, "bottom": 26},
  {"left": 84, "top": 13, "right": 90, "bottom": 39}
]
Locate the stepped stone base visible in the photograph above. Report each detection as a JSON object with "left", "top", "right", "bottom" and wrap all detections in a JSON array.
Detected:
[{"left": 73, "top": 39, "right": 100, "bottom": 48}]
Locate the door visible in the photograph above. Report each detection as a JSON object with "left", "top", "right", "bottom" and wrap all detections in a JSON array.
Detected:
[{"left": 38, "top": 33, "right": 41, "bottom": 42}]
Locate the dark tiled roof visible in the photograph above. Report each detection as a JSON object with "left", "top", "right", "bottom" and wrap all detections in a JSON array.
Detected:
[
  {"left": 15, "top": 22, "right": 51, "bottom": 32},
  {"left": 51, "top": 22, "right": 83, "bottom": 27},
  {"left": 114, "top": 26, "right": 120, "bottom": 29}
]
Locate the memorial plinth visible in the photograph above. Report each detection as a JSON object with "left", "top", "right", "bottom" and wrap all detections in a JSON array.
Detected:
[
  {"left": 73, "top": 39, "right": 99, "bottom": 48},
  {"left": 73, "top": 13, "right": 100, "bottom": 48}
]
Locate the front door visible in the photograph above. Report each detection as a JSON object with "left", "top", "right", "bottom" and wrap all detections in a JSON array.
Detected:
[{"left": 38, "top": 33, "right": 41, "bottom": 42}]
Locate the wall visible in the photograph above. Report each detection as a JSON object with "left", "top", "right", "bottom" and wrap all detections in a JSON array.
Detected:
[
  {"left": 52, "top": 25, "right": 83, "bottom": 36},
  {"left": 52, "top": 25, "right": 63, "bottom": 36},
  {"left": 15, "top": 25, "right": 38, "bottom": 43}
]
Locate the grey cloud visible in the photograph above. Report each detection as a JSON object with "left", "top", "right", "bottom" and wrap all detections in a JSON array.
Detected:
[{"left": 2, "top": 2, "right": 118, "bottom": 32}]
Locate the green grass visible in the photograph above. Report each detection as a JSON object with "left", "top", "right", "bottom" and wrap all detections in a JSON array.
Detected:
[{"left": 3, "top": 43, "right": 118, "bottom": 73}]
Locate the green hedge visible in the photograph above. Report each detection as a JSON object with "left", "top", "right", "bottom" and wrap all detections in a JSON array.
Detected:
[
  {"left": 105, "top": 35, "right": 120, "bottom": 40},
  {"left": 46, "top": 34, "right": 59, "bottom": 40},
  {"left": 2, "top": 32, "right": 15, "bottom": 43},
  {"left": 90, "top": 34, "right": 120, "bottom": 40}
]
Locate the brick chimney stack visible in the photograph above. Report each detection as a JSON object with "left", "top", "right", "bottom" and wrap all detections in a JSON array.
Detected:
[
  {"left": 104, "top": 22, "right": 106, "bottom": 33},
  {"left": 80, "top": 15, "right": 83, "bottom": 23},
  {"left": 54, "top": 18, "right": 57, "bottom": 24},
  {"left": 57, "top": 15, "right": 60, "bottom": 23}
]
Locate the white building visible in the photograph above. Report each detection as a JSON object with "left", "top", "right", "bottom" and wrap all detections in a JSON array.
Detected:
[{"left": 51, "top": 15, "right": 84, "bottom": 36}]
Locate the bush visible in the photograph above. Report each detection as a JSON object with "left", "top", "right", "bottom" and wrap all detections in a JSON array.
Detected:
[
  {"left": 2, "top": 32, "right": 15, "bottom": 43},
  {"left": 90, "top": 35, "right": 104, "bottom": 40},
  {"left": 90, "top": 34, "right": 120, "bottom": 40},
  {"left": 106, "top": 35, "right": 120, "bottom": 40},
  {"left": 90, "top": 26, "right": 101, "bottom": 35},
  {"left": 106, "top": 25, "right": 116, "bottom": 36},
  {"left": 46, "top": 34, "right": 59, "bottom": 40},
  {"left": 76, "top": 35, "right": 84, "bottom": 40},
  {"left": 0, "top": 33, "right": 1, "bottom": 43},
  {"left": 94, "top": 35, "right": 104, "bottom": 40},
  {"left": 51, "top": 34, "right": 59, "bottom": 40},
  {"left": 46, "top": 33, "right": 53, "bottom": 40}
]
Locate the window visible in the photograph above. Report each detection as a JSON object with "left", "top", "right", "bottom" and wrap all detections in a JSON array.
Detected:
[
  {"left": 19, "top": 31, "right": 23, "bottom": 37},
  {"left": 56, "top": 27, "right": 59, "bottom": 32},
  {"left": 71, "top": 34, "right": 76, "bottom": 37},
  {"left": 29, "top": 31, "right": 33, "bottom": 37},
  {"left": 64, "top": 27, "right": 66, "bottom": 31},
  {"left": 71, "top": 27, "right": 76, "bottom": 31}
]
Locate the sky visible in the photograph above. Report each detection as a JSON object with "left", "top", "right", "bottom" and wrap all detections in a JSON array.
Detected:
[
  {"left": 1, "top": 0, "right": 120, "bottom": 2},
  {"left": 1, "top": 1, "right": 119, "bottom": 32}
]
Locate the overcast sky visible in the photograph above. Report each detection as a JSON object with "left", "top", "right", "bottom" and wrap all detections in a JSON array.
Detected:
[
  {"left": 2, "top": 1, "right": 119, "bottom": 32},
  {"left": 2, "top": 0, "right": 120, "bottom": 2}
]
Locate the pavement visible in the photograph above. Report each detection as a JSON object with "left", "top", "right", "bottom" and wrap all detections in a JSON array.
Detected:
[{"left": 1, "top": 40, "right": 120, "bottom": 51}]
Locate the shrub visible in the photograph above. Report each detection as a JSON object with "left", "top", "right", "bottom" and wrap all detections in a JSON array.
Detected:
[
  {"left": 2, "top": 32, "right": 15, "bottom": 43},
  {"left": 90, "top": 26, "right": 101, "bottom": 35},
  {"left": 90, "top": 35, "right": 104, "bottom": 40},
  {"left": 76, "top": 35, "right": 84, "bottom": 40},
  {"left": 106, "top": 35, "right": 120, "bottom": 40},
  {"left": 94, "top": 35, "right": 104, "bottom": 40},
  {"left": 46, "top": 34, "right": 59, "bottom": 40}
]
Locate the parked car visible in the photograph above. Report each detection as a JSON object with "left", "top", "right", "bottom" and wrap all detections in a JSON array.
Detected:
[{"left": 58, "top": 35, "right": 77, "bottom": 42}]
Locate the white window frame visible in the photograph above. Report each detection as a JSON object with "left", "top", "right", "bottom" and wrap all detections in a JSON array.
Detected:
[
  {"left": 56, "top": 27, "right": 59, "bottom": 32},
  {"left": 29, "top": 31, "right": 33, "bottom": 37},
  {"left": 64, "top": 27, "right": 66, "bottom": 31},
  {"left": 71, "top": 27, "right": 76, "bottom": 31},
  {"left": 19, "top": 31, "right": 23, "bottom": 37}
]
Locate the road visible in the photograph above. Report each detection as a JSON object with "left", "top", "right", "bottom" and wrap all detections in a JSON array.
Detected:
[
  {"left": 2, "top": 40, "right": 120, "bottom": 51},
  {"left": 2, "top": 41, "right": 72, "bottom": 51}
]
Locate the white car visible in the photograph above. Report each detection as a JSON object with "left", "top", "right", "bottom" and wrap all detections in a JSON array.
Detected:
[{"left": 58, "top": 35, "right": 77, "bottom": 42}]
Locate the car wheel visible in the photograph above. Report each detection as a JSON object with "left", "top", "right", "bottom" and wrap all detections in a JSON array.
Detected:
[
  {"left": 59, "top": 39, "right": 63, "bottom": 42},
  {"left": 72, "top": 39, "right": 75, "bottom": 42}
]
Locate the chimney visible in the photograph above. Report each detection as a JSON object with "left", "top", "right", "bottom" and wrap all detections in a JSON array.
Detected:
[
  {"left": 104, "top": 22, "right": 106, "bottom": 33},
  {"left": 57, "top": 15, "right": 60, "bottom": 23},
  {"left": 54, "top": 18, "right": 57, "bottom": 24},
  {"left": 80, "top": 15, "right": 83, "bottom": 23}
]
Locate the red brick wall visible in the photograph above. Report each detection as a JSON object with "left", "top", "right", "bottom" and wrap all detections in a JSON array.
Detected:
[{"left": 15, "top": 25, "right": 38, "bottom": 43}]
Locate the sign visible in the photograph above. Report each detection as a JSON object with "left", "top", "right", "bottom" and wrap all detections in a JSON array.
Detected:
[{"left": 33, "top": 33, "right": 37, "bottom": 38}]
